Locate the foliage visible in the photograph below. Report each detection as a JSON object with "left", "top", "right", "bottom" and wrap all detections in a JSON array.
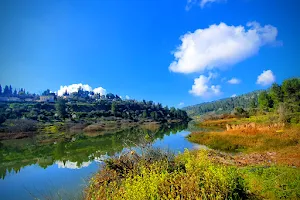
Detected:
[
  {"left": 258, "top": 91, "right": 273, "bottom": 111},
  {"left": 55, "top": 98, "right": 67, "bottom": 119},
  {"left": 183, "top": 90, "right": 262, "bottom": 117},
  {"left": 0, "top": 100, "right": 189, "bottom": 127},
  {"left": 86, "top": 149, "right": 248, "bottom": 200},
  {"left": 2, "top": 119, "right": 38, "bottom": 133},
  {"left": 233, "top": 107, "right": 249, "bottom": 118}
]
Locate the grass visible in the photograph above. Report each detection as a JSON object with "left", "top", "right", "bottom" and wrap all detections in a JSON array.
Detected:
[
  {"left": 188, "top": 127, "right": 300, "bottom": 152},
  {"left": 86, "top": 148, "right": 300, "bottom": 200},
  {"left": 86, "top": 149, "right": 249, "bottom": 200},
  {"left": 241, "top": 165, "right": 300, "bottom": 199},
  {"left": 198, "top": 118, "right": 237, "bottom": 127}
]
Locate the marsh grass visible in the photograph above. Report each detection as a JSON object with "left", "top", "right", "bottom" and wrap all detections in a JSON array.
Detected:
[{"left": 188, "top": 127, "right": 300, "bottom": 154}]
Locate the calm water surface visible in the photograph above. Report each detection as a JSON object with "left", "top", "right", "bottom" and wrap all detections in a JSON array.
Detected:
[{"left": 0, "top": 123, "right": 203, "bottom": 200}]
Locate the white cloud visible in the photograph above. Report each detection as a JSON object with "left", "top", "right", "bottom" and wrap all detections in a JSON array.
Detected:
[
  {"left": 57, "top": 83, "right": 106, "bottom": 96},
  {"left": 178, "top": 102, "right": 185, "bottom": 107},
  {"left": 189, "top": 73, "right": 221, "bottom": 97},
  {"left": 93, "top": 87, "right": 106, "bottom": 96},
  {"left": 231, "top": 94, "right": 237, "bottom": 97},
  {"left": 56, "top": 161, "right": 91, "bottom": 169},
  {"left": 228, "top": 78, "right": 241, "bottom": 84},
  {"left": 186, "top": 0, "right": 225, "bottom": 10},
  {"left": 125, "top": 95, "right": 130, "bottom": 100},
  {"left": 256, "top": 70, "right": 275, "bottom": 86},
  {"left": 169, "top": 22, "right": 278, "bottom": 74}
]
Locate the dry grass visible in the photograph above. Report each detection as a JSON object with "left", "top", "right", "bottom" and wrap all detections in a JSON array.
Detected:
[
  {"left": 199, "top": 118, "right": 237, "bottom": 127},
  {"left": 188, "top": 127, "right": 300, "bottom": 166}
]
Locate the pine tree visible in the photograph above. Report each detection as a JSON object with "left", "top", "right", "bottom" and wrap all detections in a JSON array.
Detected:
[
  {"left": 9, "top": 85, "right": 12, "bottom": 95},
  {"left": 3, "top": 85, "right": 9, "bottom": 96}
]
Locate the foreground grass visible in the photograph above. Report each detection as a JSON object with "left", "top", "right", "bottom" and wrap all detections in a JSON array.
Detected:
[
  {"left": 241, "top": 165, "right": 300, "bottom": 199},
  {"left": 86, "top": 148, "right": 300, "bottom": 199},
  {"left": 86, "top": 149, "right": 249, "bottom": 200}
]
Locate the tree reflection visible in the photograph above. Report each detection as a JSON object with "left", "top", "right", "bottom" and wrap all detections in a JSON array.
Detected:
[{"left": 0, "top": 122, "right": 188, "bottom": 179}]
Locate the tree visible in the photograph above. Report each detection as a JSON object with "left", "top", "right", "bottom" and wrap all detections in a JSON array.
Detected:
[
  {"left": 278, "top": 103, "right": 289, "bottom": 122},
  {"left": 3, "top": 85, "right": 9, "bottom": 96},
  {"left": 0, "top": 84, "right": 2, "bottom": 95},
  {"left": 142, "top": 110, "right": 148, "bottom": 118},
  {"left": 13, "top": 89, "right": 17, "bottom": 96},
  {"left": 115, "top": 95, "right": 121, "bottom": 101},
  {"left": 249, "top": 99, "right": 257, "bottom": 108},
  {"left": 282, "top": 78, "right": 300, "bottom": 112},
  {"left": 63, "top": 90, "right": 69, "bottom": 96},
  {"left": 258, "top": 91, "right": 273, "bottom": 110},
  {"left": 42, "top": 89, "right": 51, "bottom": 96},
  {"left": 150, "top": 111, "right": 157, "bottom": 120},
  {"left": 111, "top": 102, "right": 116, "bottom": 115},
  {"left": 269, "top": 83, "right": 283, "bottom": 108},
  {"left": 233, "top": 107, "right": 249, "bottom": 118},
  {"left": 55, "top": 98, "right": 67, "bottom": 119},
  {"left": 106, "top": 93, "right": 115, "bottom": 100},
  {"left": 18, "top": 88, "right": 25, "bottom": 96},
  {"left": 9, "top": 85, "right": 12, "bottom": 96}
]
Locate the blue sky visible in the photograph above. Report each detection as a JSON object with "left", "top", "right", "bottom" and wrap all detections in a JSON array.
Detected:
[{"left": 0, "top": 0, "right": 299, "bottom": 107}]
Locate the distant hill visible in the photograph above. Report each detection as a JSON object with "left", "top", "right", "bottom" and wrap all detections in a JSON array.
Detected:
[{"left": 183, "top": 90, "right": 263, "bottom": 117}]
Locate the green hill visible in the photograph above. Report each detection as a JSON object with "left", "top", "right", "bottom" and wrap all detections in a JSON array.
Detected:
[{"left": 183, "top": 90, "right": 263, "bottom": 117}]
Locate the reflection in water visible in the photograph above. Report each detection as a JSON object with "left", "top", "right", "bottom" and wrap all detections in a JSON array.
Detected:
[
  {"left": 56, "top": 161, "right": 92, "bottom": 169},
  {"left": 0, "top": 122, "right": 188, "bottom": 179}
]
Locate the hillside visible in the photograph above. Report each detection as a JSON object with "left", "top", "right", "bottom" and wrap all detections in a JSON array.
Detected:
[{"left": 183, "top": 90, "right": 263, "bottom": 116}]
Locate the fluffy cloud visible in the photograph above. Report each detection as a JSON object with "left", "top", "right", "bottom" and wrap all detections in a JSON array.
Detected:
[
  {"left": 189, "top": 73, "right": 221, "bottom": 97},
  {"left": 169, "top": 22, "right": 278, "bottom": 74},
  {"left": 57, "top": 83, "right": 106, "bottom": 96},
  {"left": 231, "top": 94, "right": 237, "bottom": 97},
  {"left": 178, "top": 102, "right": 185, "bottom": 107},
  {"left": 186, "top": 0, "right": 225, "bottom": 10},
  {"left": 93, "top": 87, "right": 107, "bottom": 95},
  {"left": 256, "top": 70, "right": 275, "bottom": 86},
  {"left": 228, "top": 78, "right": 241, "bottom": 84},
  {"left": 125, "top": 95, "right": 130, "bottom": 100}
]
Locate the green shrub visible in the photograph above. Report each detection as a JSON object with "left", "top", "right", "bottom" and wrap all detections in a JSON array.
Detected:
[{"left": 86, "top": 149, "right": 249, "bottom": 200}]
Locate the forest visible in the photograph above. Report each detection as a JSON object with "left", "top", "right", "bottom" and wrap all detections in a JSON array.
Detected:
[{"left": 184, "top": 78, "right": 300, "bottom": 121}]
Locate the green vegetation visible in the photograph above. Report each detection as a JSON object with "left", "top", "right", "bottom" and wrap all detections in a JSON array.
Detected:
[
  {"left": 0, "top": 99, "right": 188, "bottom": 125},
  {"left": 86, "top": 148, "right": 300, "bottom": 199},
  {"left": 241, "top": 166, "right": 300, "bottom": 199},
  {"left": 183, "top": 90, "right": 262, "bottom": 117},
  {"left": 183, "top": 78, "right": 300, "bottom": 120},
  {"left": 0, "top": 98, "right": 189, "bottom": 139},
  {"left": 86, "top": 149, "right": 249, "bottom": 200}
]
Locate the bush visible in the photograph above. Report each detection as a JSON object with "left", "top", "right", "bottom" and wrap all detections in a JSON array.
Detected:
[
  {"left": 86, "top": 149, "right": 249, "bottom": 200},
  {"left": 3, "top": 119, "right": 37, "bottom": 133}
]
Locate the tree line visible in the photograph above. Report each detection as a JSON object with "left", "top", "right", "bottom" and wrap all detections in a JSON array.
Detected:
[
  {"left": 0, "top": 84, "right": 35, "bottom": 98},
  {"left": 183, "top": 78, "right": 300, "bottom": 123},
  {"left": 183, "top": 90, "right": 262, "bottom": 116},
  {"left": 0, "top": 97, "right": 189, "bottom": 129}
]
